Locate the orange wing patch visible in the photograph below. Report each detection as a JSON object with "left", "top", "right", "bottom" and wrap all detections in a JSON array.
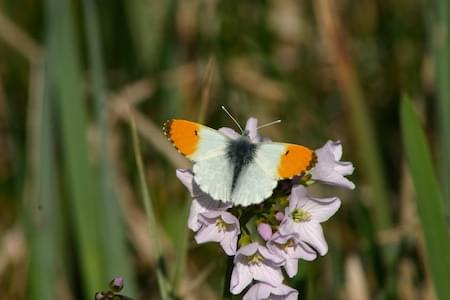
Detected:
[
  {"left": 163, "top": 119, "right": 200, "bottom": 158},
  {"left": 277, "top": 144, "right": 317, "bottom": 179}
]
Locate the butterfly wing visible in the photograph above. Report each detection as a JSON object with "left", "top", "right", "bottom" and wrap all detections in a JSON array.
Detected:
[
  {"left": 164, "top": 119, "right": 229, "bottom": 161},
  {"left": 164, "top": 119, "right": 235, "bottom": 202},
  {"left": 193, "top": 154, "right": 234, "bottom": 202},
  {"left": 230, "top": 142, "right": 316, "bottom": 206}
]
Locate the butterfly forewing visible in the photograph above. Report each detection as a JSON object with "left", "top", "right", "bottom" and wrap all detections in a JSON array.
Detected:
[
  {"left": 267, "top": 142, "right": 317, "bottom": 179},
  {"left": 164, "top": 119, "right": 229, "bottom": 161}
]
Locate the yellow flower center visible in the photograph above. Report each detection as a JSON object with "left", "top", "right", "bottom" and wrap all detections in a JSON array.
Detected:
[
  {"left": 275, "top": 238, "right": 295, "bottom": 253},
  {"left": 215, "top": 218, "right": 229, "bottom": 231},
  {"left": 292, "top": 209, "right": 311, "bottom": 222},
  {"left": 247, "top": 252, "right": 264, "bottom": 265}
]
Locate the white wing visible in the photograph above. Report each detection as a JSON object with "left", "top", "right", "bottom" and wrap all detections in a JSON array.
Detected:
[
  {"left": 191, "top": 126, "right": 230, "bottom": 161},
  {"left": 229, "top": 143, "right": 286, "bottom": 206},
  {"left": 193, "top": 151, "right": 234, "bottom": 202}
]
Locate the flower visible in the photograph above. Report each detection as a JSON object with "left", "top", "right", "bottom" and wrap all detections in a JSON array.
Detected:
[
  {"left": 279, "top": 185, "right": 341, "bottom": 256},
  {"left": 176, "top": 169, "right": 229, "bottom": 231},
  {"left": 243, "top": 282, "right": 299, "bottom": 300},
  {"left": 310, "top": 140, "right": 355, "bottom": 189},
  {"left": 230, "top": 243, "right": 284, "bottom": 294},
  {"left": 268, "top": 232, "right": 317, "bottom": 277},
  {"left": 219, "top": 117, "right": 267, "bottom": 142},
  {"left": 257, "top": 223, "right": 273, "bottom": 241},
  {"left": 195, "top": 211, "right": 240, "bottom": 255}
]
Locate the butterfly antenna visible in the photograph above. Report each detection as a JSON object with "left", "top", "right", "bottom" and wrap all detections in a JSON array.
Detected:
[
  {"left": 257, "top": 119, "right": 282, "bottom": 130},
  {"left": 221, "top": 106, "right": 244, "bottom": 133}
]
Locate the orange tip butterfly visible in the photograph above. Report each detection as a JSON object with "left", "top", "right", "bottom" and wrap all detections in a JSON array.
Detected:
[{"left": 163, "top": 107, "right": 317, "bottom": 207}]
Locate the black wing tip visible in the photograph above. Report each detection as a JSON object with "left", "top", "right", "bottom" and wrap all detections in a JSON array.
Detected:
[
  {"left": 162, "top": 119, "right": 173, "bottom": 137},
  {"left": 307, "top": 151, "right": 318, "bottom": 171}
]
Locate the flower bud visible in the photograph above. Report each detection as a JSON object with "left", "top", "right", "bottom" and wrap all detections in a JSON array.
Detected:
[
  {"left": 109, "top": 276, "right": 124, "bottom": 292},
  {"left": 275, "top": 211, "right": 284, "bottom": 221},
  {"left": 257, "top": 223, "right": 272, "bottom": 241}
]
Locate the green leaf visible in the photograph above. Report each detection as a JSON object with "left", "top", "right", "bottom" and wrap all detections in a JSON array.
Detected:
[{"left": 401, "top": 96, "right": 450, "bottom": 299}]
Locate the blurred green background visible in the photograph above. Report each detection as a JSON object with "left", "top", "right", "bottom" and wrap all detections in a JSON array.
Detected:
[{"left": 1, "top": 0, "right": 449, "bottom": 299}]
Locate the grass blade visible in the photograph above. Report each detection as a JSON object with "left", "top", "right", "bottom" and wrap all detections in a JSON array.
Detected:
[
  {"left": 25, "top": 57, "right": 58, "bottom": 300},
  {"left": 129, "top": 111, "right": 171, "bottom": 300},
  {"left": 45, "top": 0, "right": 105, "bottom": 296},
  {"left": 401, "top": 96, "right": 450, "bottom": 299},
  {"left": 81, "top": 0, "right": 136, "bottom": 294},
  {"left": 431, "top": 0, "right": 450, "bottom": 216}
]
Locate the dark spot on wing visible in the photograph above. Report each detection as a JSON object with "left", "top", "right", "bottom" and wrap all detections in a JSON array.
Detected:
[{"left": 226, "top": 137, "right": 257, "bottom": 192}]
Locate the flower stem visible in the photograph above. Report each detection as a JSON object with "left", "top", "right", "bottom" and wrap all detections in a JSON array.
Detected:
[{"left": 222, "top": 255, "right": 234, "bottom": 299}]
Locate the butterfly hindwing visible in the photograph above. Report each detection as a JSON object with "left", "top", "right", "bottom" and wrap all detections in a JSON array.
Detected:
[{"left": 193, "top": 153, "right": 234, "bottom": 202}]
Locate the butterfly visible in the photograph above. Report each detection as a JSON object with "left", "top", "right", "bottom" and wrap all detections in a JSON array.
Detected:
[{"left": 163, "top": 111, "right": 317, "bottom": 207}]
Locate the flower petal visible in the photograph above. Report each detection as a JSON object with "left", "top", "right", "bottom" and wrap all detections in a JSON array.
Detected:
[
  {"left": 236, "top": 243, "right": 260, "bottom": 258},
  {"left": 294, "top": 241, "right": 318, "bottom": 261},
  {"left": 288, "top": 185, "right": 308, "bottom": 211},
  {"left": 295, "top": 221, "right": 328, "bottom": 255},
  {"left": 221, "top": 231, "right": 238, "bottom": 255},
  {"left": 245, "top": 117, "right": 260, "bottom": 142},
  {"left": 284, "top": 257, "right": 299, "bottom": 278},
  {"left": 301, "top": 196, "right": 341, "bottom": 223},
  {"left": 243, "top": 282, "right": 272, "bottom": 300},
  {"left": 251, "top": 264, "right": 283, "bottom": 286},
  {"left": 219, "top": 127, "right": 240, "bottom": 139},
  {"left": 176, "top": 169, "right": 194, "bottom": 194},
  {"left": 187, "top": 199, "right": 204, "bottom": 231},
  {"left": 311, "top": 140, "right": 355, "bottom": 190},
  {"left": 258, "top": 246, "right": 284, "bottom": 265},
  {"left": 230, "top": 261, "right": 253, "bottom": 294},
  {"left": 271, "top": 284, "right": 299, "bottom": 300},
  {"left": 194, "top": 222, "right": 223, "bottom": 244}
]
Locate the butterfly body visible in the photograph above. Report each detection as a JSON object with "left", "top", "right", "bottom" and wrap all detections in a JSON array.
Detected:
[
  {"left": 164, "top": 119, "right": 316, "bottom": 206},
  {"left": 226, "top": 135, "right": 258, "bottom": 191}
]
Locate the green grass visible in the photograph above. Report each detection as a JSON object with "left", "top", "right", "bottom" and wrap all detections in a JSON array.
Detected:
[{"left": 401, "top": 96, "right": 450, "bottom": 300}]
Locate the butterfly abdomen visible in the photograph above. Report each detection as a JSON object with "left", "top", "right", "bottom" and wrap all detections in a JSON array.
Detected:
[{"left": 226, "top": 137, "right": 257, "bottom": 191}]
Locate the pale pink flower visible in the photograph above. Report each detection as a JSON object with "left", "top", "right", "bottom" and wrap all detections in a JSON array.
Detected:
[
  {"left": 195, "top": 211, "right": 240, "bottom": 255},
  {"left": 243, "top": 282, "right": 299, "bottom": 300},
  {"left": 219, "top": 117, "right": 271, "bottom": 142},
  {"left": 176, "top": 169, "right": 229, "bottom": 231},
  {"left": 310, "top": 140, "right": 355, "bottom": 189},
  {"left": 230, "top": 243, "right": 284, "bottom": 295},
  {"left": 279, "top": 185, "right": 341, "bottom": 256},
  {"left": 268, "top": 232, "right": 317, "bottom": 277}
]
